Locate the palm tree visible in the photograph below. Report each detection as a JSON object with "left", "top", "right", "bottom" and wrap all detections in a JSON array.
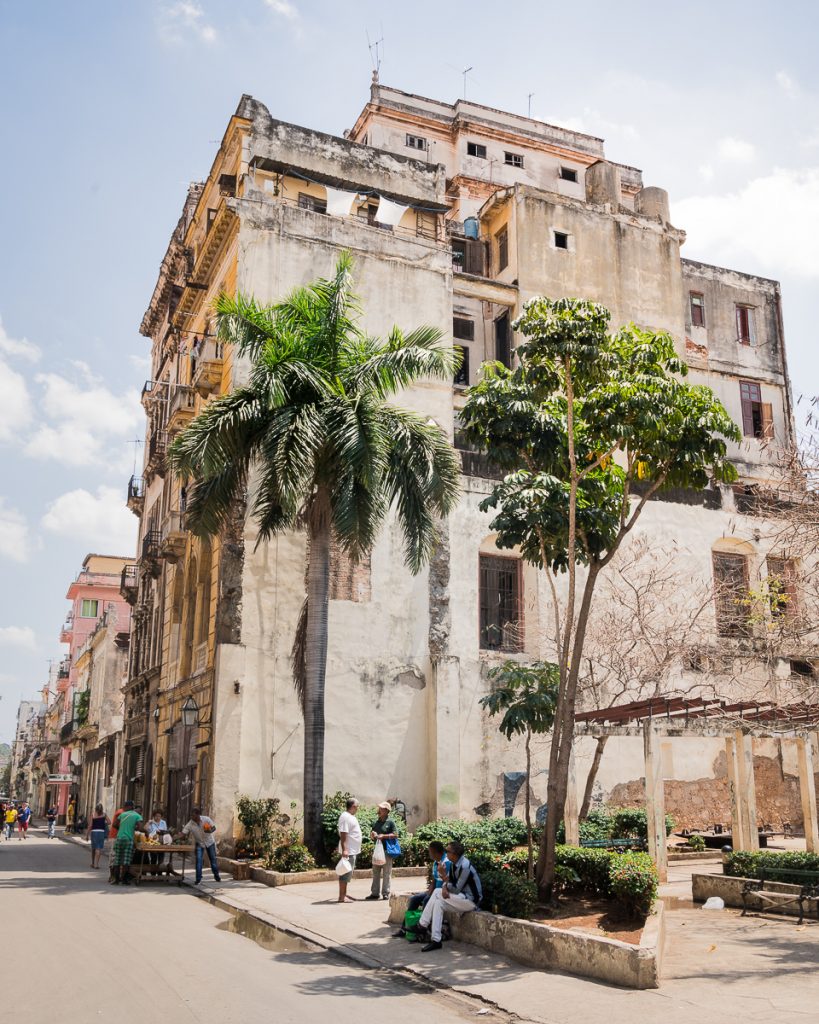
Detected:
[{"left": 170, "top": 252, "right": 461, "bottom": 856}]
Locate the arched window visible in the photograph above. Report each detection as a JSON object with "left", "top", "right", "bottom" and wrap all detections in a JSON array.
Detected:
[
  {"left": 712, "top": 540, "right": 753, "bottom": 638},
  {"left": 478, "top": 537, "right": 524, "bottom": 652}
]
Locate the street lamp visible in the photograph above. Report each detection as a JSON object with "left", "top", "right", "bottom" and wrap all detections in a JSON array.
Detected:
[{"left": 181, "top": 696, "right": 199, "bottom": 728}]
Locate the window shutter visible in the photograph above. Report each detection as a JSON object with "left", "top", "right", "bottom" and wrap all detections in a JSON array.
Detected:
[
  {"left": 736, "top": 306, "right": 744, "bottom": 343},
  {"left": 761, "top": 403, "right": 774, "bottom": 439},
  {"left": 740, "top": 385, "right": 755, "bottom": 436}
]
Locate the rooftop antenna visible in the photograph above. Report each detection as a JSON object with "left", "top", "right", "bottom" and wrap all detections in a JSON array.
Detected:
[
  {"left": 366, "top": 28, "right": 383, "bottom": 82},
  {"left": 528, "top": 92, "right": 535, "bottom": 119},
  {"left": 461, "top": 66, "right": 473, "bottom": 99},
  {"left": 129, "top": 438, "right": 143, "bottom": 475}
]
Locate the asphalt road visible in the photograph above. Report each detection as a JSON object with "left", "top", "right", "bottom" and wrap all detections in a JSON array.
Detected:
[{"left": 0, "top": 826, "right": 486, "bottom": 1024}]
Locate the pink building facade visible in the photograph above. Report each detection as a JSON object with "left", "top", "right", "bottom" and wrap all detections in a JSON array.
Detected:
[{"left": 55, "top": 554, "right": 132, "bottom": 818}]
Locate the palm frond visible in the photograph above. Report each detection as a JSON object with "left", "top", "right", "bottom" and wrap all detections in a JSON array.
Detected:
[
  {"left": 169, "top": 387, "right": 266, "bottom": 478},
  {"left": 214, "top": 293, "right": 278, "bottom": 361},
  {"left": 291, "top": 598, "right": 308, "bottom": 712},
  {"left": 184, "top": 462, "right": 247, "bottom": 537},
  {"left": 343, "top": 326, "right": 455, "bottom": 399}
]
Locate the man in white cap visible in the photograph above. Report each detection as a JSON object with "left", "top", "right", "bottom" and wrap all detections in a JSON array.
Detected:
[{"left": 366, "top": 801, "right": 399, "bottom": 901}]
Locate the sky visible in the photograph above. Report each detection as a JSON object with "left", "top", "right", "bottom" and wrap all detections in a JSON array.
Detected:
[{"left": 0, "top": 0, "right": 818, "bottom": 743}]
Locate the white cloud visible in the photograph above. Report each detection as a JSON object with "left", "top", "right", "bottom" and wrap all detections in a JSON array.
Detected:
[
  {"left": 158, "top": 1, "right": 218, "bottom": 45},
  {"left": 0, "top": 499, "right": 30, "bottom": 563},
  {"left": 776, "top": 70, "right": 799, "bottom": 97},
  {"left": 674, "top": 168, "right": 819, "bottom": 279},
  {"left": 0, "top": 626, "right": 36, "bottom": 651},
  {"left": 717, "top": 136, "right": 756, "bottom": 164},
  {"left": 0, "top": 359, "right": 33, "bottom": 441},
  {"left": 0, "top": 317, "right": 40, "bottom": 362},
  {"left": 698, "top": 163, "right": 715, "bottom": 182},
  {"left": 264, "top": 0, "right": 298, "bottom": 18},
  {"left": 41, "top": 485, "right": 137, "bottom": 557}
]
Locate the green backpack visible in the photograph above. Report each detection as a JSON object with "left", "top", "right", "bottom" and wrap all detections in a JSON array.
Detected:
[{"left": 403, "top": 908, "right": 423, "bottom": 942}]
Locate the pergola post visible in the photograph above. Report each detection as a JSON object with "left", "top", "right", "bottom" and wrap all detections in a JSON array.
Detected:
[
  {"left": 643, "top": 722, "right": 667, "bottom": 883},
  {"left": 725, "top": 735, "right": 745, "bottom": 849},
  {"left": 735, "top": 730, "right": 759, "bottom": 851},
  {"left": 796, "top": 735, "right": 819, "bottom": 852},
  {"left": 564, "top": 746, "right": 580, "bottom": 845}
]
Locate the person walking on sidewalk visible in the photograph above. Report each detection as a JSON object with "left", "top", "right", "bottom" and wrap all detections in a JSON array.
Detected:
[
  {"left": 46, "top": 804, "right": 58, "bottom": 838},
  {"left": 87, "top": 804, "right": 110, "bottom": 869},
  {"left": 4, "top": 804, "right": 16, "bottom": 840},
  {"left": 66, "top": 799, "right": 76, "bottom": 834},
  {"left": 418, "top": 841, "right": 482, "bottom": 952},
  {"left": 180, "top": 807, "right": 222, "bottom": 885},
  {"left": 336, "top": 798, "right": 362, "bottom": 904},
  {"left": 17, "top": 802, "right": 32, "bottom": 839},
  {"left": 367, "top": 802, "right": 399, "bottom": 902}
]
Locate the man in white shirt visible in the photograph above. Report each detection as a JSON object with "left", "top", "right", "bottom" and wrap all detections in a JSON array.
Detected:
[
  {"left": 181, "top": 806, "right": 222, "bottom": 885},
  {"left": 337, "top": 797, "right": 361, "bottom": 903}
]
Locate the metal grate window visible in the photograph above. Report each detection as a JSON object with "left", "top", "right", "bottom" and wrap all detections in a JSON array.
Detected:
[
  {"left": 480, "top": 556, "right": 523, "bottom": 651},
  {"left": 712, "top": 552, "right": 750, "bottom": 637}
]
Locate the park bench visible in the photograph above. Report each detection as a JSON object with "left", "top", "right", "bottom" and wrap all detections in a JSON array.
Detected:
[
  {"left": 580, "top": 838, "right": 647, "bottom": 851},
  {"left": 741, "top": 867, "right": 819, "bottom": 925}
]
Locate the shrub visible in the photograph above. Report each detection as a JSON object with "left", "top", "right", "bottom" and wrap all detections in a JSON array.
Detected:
[
  {"left": 608, "top": 851, "right": 658, "bottom": 917},
  {"left": 555, "top": 845, "right": 614, "bottom": 896},
  {"left": 236, "top": 795, "right": 283, "bottom": 860},
  {"left": 611, "top": 808, "right": 674, "bottom": 840},
  {"left": 724, "top": 850, "right": 819, "bottom": 885},
  {"left": 413, "top": 815, "right": 526, "bottom": 852},
  {"left": 481, "top": 868, "right": 538, "bottom": 919},
  {"left": 688, "top": 834, "right": 706, "bottom": 852},
  {"left": 267, "top": 833, "right": 316, "bottom": 873}
]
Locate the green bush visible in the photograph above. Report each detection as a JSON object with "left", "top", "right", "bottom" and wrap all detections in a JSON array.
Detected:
[
  {"left": 611, "top": 808, "right": 674, "bottom": 840},
  {"left": 481, "top": 868, "right": 538, "bottom": 919},
  {"left": 687, "top": 834, "right": 706, "bottom": 852},
  {"left": 267, "top": 832, "right": 316, "bottom": 873},
  {"left": 724, "top": 850, "right": 819, "bottom": 885},
  {"left": 413, "top": 815, "right": 527, "bottom": 852},
  {"left": 608, "top": 851, "right": 658, "bottom": 917},
  {"left": 555, "top": 845, "right": 614, "bottom": 896},
  {"left": 236, "top": 795, "right": 283, "bottom": 860}
]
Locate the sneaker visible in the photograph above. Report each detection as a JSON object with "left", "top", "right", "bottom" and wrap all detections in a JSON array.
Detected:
[
  {"left": 392, "top": 929, "right": 406, "bottom": 938},
  {"left": 421, "top": 941, "right": 442, "bottom": 952},
  {"left": 364, "top": 894, "right": 380, "bottom": 901},
  {"left": 382, "top": 894, "right": 390, "bottom": 900}
]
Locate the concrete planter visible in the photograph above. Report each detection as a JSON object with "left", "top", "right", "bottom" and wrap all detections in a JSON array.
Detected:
[
  {"left": 692, "top": 871, "right": 808, "bottom": 918},
  {"left": 388, "top": 893, "right": 664, "bottom": 989},
  {"left": 217, "top": 857, "right": 426, "bottom": 887}
]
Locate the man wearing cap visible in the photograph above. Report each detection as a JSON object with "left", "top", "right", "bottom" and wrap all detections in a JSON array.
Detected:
[{"left": 366, "top": 801, "right": 398, "bottom": 901}]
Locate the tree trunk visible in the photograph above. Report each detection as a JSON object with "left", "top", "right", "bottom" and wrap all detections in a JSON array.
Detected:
[
  {"left": 302, "top": 508, "right": 331, "bottom": 860},
  {"left": 526, "top": 729, "right": 533, "bottom": 881},
  {"left": 579, "top": 736, "right": 608, "bottom": 821}
]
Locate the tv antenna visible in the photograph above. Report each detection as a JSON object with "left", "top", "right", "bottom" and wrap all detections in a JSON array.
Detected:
[
  {"left": 460, "top": 65, "right": 474, "bottom": 99},
  {"left": 528, "top": 92, "right": 535, "bottom": 118},
  {"left": 366, "top": 28, "right": 384, "bottom": 82}
]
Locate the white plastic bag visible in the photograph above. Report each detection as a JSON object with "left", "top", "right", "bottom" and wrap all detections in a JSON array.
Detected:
[
  {"left": 372, "top": 839, "right": 386, "bottom": 867},
  {"left": 335, "top": 856, "right": 352, "bottom": 876},
  {"left": 702, "top": 896, "right": 725, "bottom": 910}
]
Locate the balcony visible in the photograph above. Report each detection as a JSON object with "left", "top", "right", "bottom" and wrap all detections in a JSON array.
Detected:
[
  {"left": 126, "top": 475, "right": 145, "bottom": 515},
  {"left": 167, "top": 385, "right": 196, "bottom": 433},
  {"left": 160, "top": 510, "right": 187, "bottom": 563},
  {"left": 60, "top": 720, "right": 77, "bottom": 743},
  {"left": 451, "top": 236, "right": 488, "bottom": 277},
  {"left": 141, "top": 379, "right": 161, "bottom": 411},
  {"left": 140, "top": 529, "right": 161, "bottom": 576},
  {"left": 145, "top": 430, "right": 168, "bottom": 479},
  {"left": 120, "top": 563, "right": 139, "bottom": 605},
  {"left": 190, "top": 338, "right": 224, "bottom": 396},
  {"left": 59, "top": 612, "right": 74, "bottom": 644},
  {"left": 57, "top": 658, "right": 70, "bottom": 681}
]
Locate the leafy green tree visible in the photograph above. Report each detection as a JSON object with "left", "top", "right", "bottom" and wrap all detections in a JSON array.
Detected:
[
  {"left": 461, "top": 296, "right": 740, "bottom": 896},
  {"left": 480, "top": 661, "right": 558, "bottom": 879},
  {"left": 171, "top": 253, "right": 461, "bottom": 857}
]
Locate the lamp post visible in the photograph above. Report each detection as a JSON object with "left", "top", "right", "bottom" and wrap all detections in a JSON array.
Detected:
[{"left": 181, "top": 696, "right": 199, "bottom": 729}]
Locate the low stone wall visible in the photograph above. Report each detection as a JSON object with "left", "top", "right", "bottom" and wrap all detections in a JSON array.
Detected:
[
  {"left": 388, "top": 893, "right": 664, "bottom": 989},
  {"left": 217, "top": 857, "right": 426, "bottom": 887},
  {"left": 692, "top": 871, "right": 808, "bottom": 918}
]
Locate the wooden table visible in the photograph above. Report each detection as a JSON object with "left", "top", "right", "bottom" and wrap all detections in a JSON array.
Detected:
[{"left": 131, "top": 843, "right": 196, "bottom": 885}]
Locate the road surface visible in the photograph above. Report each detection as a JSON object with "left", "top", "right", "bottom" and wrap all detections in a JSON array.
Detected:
[{"left": 0, "top": 826, "right": 494, "bottom": 1024}]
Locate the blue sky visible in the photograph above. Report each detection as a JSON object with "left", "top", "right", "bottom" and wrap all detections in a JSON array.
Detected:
[{"left": 1, "top": 0, "right": 818, "bottom": 743}]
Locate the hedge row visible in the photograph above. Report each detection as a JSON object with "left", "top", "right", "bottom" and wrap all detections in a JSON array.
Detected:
[{"left": 724, "top": 850, "right": 819, "bottom": 885}]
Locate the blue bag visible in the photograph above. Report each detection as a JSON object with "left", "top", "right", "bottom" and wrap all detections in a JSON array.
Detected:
[{"left": 385, "top": 837, "right": 401, "bottom": 858}]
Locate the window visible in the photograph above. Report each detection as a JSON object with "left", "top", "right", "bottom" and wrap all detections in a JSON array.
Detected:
[
  {"left": 453, "top": 317, "right": 475, "bottom": 341},
  {"left": 739, "top": 381, "right": 774, "bottom": 439},
  {"left": 504, "top": 152, "right": 524, "bottom": 168},
  {"left": 416, "top": 211, "right": 437, "bottom": 239},
  {"left": 80, "top": 599, "right": 99, "bottom": 618},
  {"left": 690, "top": 292, "right": 705, "bottom": 327},
  {"left": 496, "top": 226, "right": 509, "bottom": 272},
  {"left": 559, "top": 166, "right": 578, "bottom": 183},
  {"left": 298, "top": 192, "right": 327, "bottom": 214},
  {"left": 452, "top": 237, "right": 487, "bottom": 276},
  {"left": 218, "top": 174, "right": 237, "bottom": 197},
  {"left": 454, "top": 345, "right": 470, "bottom": 386},
  {"left": 467, "top": 141, "right": 487, "bottom": 159},
  {"left": 767, "top": 556, "right": 798, "bottom": 619},
  {"left": 712, "top": 552, "right": 750, "bottom": 637},
  {"left": 554, "top": 231, "right": 569, "bottom": 250},
  {"left": 205, "top": 208, "right": 218, "bottom": 234},
  {"left": 406, "top": 133, "right": 427, "bottom": 151},
  {"left": 736, "top": 305, "right": 756, "bottom": 346},
  {"left": 480, "top": 556, "right": 523, "bottom": 651},
  {"left": 495, "top": 311, "right": 511, "bottom": 368}
]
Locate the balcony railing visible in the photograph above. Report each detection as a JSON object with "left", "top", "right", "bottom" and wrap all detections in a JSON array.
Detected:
[
  {"left": 126, "top": 475, "right": 145, "bottom": 514},
  {"left": 167, "top": 385, "right": 196, "bottom": 432},
  {"left": 190, "top": 338, "right": 224, "bottom": 396},
  {"left": 120, "top": 563, "right": 139, "bottom": 604},
  {"left": 451, "top": 237, "right": 488, "bottom": 277},
  {"left": 160, "top": 511, "right": 187, "bottom": 562},
  {"left": 57, "top": 658, "right": 70, "bottom": 680},
  {"left": 60, "top": 720, "right": 77, "bottom": 743},
  {"left": 145, "top": 430, "right": 168, "bottom": 479},
  {"left": 141, "top": 528, "right": 161, "bottom": 563}
]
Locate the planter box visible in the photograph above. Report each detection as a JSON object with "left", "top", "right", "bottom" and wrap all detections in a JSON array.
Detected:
[
  {"left": 388, "top": 893, "right": 664, "bottom": 989},
  {"left": 692, "top": 871, "right": 808, "bottom": 918},
  {"left": 216, "top": 857, "right": 426, "bottom": 888}
]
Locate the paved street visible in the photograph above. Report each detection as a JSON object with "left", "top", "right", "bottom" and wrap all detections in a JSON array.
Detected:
[{"left": 0, "top": 827, "right": 490, "bottom": 1024}]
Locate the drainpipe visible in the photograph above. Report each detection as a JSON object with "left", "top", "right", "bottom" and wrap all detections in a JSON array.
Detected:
[{"left": 773, "top": 285, "right": 797, "bottom": 455}]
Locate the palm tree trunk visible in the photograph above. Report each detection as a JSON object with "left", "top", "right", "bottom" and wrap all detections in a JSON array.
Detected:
[{"left": 303, "top": 503, "right": 331, "bottom": 859}]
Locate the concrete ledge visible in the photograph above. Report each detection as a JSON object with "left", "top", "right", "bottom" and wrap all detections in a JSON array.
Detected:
[
  {"left": 668, "top": 851, "right": 723, "bottom": 863},
  {"left": 216, "top": 858, "right": 426, "bottom": 887},
  {"left": 692, "top": 871, "right": 809, "bottom": 918},
  {"left": 388, "top": 893, "right": 664, "bottom": 989}
]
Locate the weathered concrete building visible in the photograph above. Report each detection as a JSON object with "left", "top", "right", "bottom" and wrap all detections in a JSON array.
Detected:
[{"left": 126, "top": 82, "right": 810, "bottom": 838}]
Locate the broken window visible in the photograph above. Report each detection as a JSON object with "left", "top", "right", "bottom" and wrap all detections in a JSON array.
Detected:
[
  {"left": 206, "top": 208, "right": 218, "bottom": 234},
  {"left": 740, "top": 380, "right": 774, "bottom": 440},
  {"left": 454, "top": 345, "right": 470, "bottom": 386},
  {"left": 736, "top": 305, "right": 756, "bottom": 346},
  {"left": 452, "top": 237, "right": 487, "bottom": 276},
  {"left": 690, "top": 292, "right": 705, "bottom": 327},
  {"left": 218, "top": 174, "right": 237, "bottom": 197},
  {"left": 453, "top": 317, "right": 475, "bottom": 341},
  {"left": 504, "top": 152, "right": 524, "bottom": 168},
  {"left": 559, "top": 166, "right": 578, "bottom": 183},
  {"left": 467, "top": 141, "right": 487, "bottom": 159},
  {"left": 712, "top": 552, "right": 750, "bottom": 637},
  {"left": 480, "top": 555, "right": 523, "bottom": 651},
  {"left": 416, "top": 211, "right": 437, "bottom": 239},
  {"left": 494, "top": 311, "right": 511, "bottom": 368},
  {"left": 298, "top": 192, "right": 327, "bottom": 214},
  {"left": 496, "top": 226, "right": 509, "bottom": 272},
  {"left": 406, "top": 133, "right": 427, "bottom": 151},
  {"left": 554, "top": 231, "right": 569, "bottom": 250},
  {"left": 766, "top": 556, "right": 798, "bottom": 619}
]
